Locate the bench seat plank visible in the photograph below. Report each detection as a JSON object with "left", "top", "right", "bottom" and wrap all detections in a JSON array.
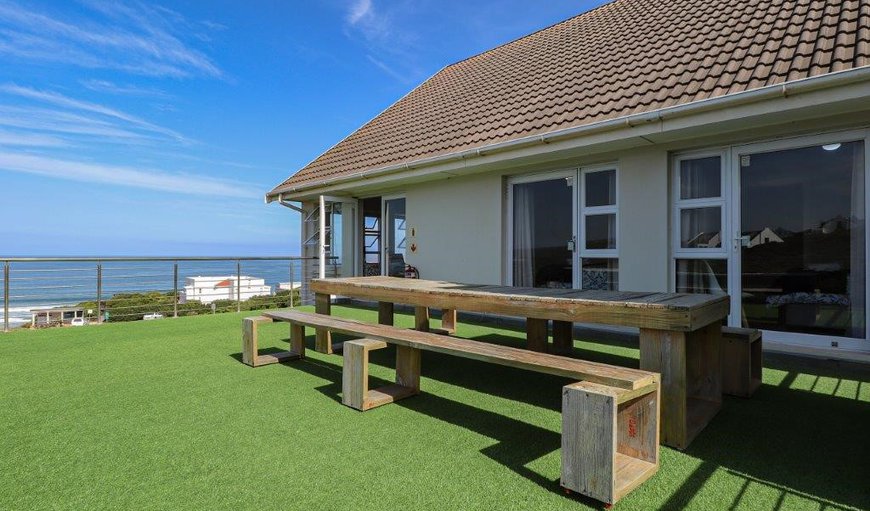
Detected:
[{"left": 264, "top": 310, "right": 656, "bottom": 390}]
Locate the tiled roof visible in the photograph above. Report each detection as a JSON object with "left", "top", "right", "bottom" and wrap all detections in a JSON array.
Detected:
[{"left": 270, "top": 0, "right": 870, "bottom": 195}]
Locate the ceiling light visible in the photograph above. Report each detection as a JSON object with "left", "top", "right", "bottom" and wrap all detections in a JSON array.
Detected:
[{"left": 822, "top": 143, "right": 841, "bottom": 151}]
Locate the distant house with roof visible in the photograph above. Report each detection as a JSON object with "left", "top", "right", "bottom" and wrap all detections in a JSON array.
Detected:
[{"left": 268, "top": 0, "right": 870, "bottom": 360}]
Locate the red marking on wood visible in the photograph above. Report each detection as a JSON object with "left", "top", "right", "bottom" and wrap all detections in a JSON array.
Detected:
[{"left": 628, "top": 416, "right": 638, "bottom": 438}]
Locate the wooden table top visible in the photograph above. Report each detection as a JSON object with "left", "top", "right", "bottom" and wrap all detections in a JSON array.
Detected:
[{"left": 311, "top": 276, "right": 728, "bottom": 331}]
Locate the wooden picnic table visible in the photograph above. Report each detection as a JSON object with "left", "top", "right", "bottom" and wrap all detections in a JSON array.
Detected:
[{"left": 309, "top": 276, "right": 729, "bottom": 450}]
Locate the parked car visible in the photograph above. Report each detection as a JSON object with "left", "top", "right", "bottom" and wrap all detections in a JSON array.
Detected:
[
  {"left": 143, "top": 313, "right": 164, "bottom": 321},
  {"left": 70, "top": 318, "right": 87, "bottom": 327}
]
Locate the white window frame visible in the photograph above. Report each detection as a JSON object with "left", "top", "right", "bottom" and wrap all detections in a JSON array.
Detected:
[
  {"left": 505, "top": 164, "right": 620, "bottom": 289},
  {"left": 671, "top": 151, "right": 729, "bottom": 260},
  {"left": 506, "top": 169, "right": 577, "bottom": 287}
]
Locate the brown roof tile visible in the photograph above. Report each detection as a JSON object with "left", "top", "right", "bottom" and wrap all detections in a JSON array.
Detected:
[{"left": 270, "top": 0, "right": 870, "bottom": 194}]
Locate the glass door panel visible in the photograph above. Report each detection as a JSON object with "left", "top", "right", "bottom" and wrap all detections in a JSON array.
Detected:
[
  {"left": 361, "top": 197, "right": 382, "bottom": 276},
  {"left": 383, "top": 198, "right": 407, "bottom": 277},
  {"left": 512, "top": 177, "right": 573, "bottom": 288},
  {"left": 739, "top": 141, "right": 866, "bottom": 338}
]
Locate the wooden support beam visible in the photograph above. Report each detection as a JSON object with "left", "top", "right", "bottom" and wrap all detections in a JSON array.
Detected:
[
  {"left": 441, "top": 308, "right": 457, "bottom": 334},
  {"left": 395, "top": 345, "right": 421, "bottom": 392},
  {"left": 378, "top": 301, "right": 394, "bottom": 326},
  {"left": 314, "top": 292, "right": 332, "bottom": 354},
  {"left": 414, "top": 306, "right": 430, "bottom": 332},
  {"left": 552, "top": 320, "right": 573, "bottom": 355},
  {"left": 342, "top": 339, "right": 387, "bottom": 410},
  {"left": 242, "top": 315, "right": 303, "bottom": 367},
  {"left": 526, "top": 317, "right": 548, "bottom": 352},
  {"left": 639, "top": 323, "right": 721, "bottom": 449},
  {"left": 561, "top": 381, "right": 659, "bottom": 505}
]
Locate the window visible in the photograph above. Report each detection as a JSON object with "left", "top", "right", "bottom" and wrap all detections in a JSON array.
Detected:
[
  {"left": 673, "top": 154, "right": 727, "bottom": 297},
  {"left": 580, "top": 168, "right": 618, "bottom": 290}
]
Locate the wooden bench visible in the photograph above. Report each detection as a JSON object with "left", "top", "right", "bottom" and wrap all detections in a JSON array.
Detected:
[
  {"left": 241, "top": 315, "right": 305, "bottom": 367},
  {"left": 721, "top": 327, "right": 762, "bottom": 397},
  {"left": 263, "top": 310, "right": 660, "bottom": 505}
]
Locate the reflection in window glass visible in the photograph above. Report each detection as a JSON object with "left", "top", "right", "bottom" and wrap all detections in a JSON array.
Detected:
[
  {"left": 676, "top": 259, "right": 727, "bottom": 294},
  {"left": 513, "top": 178, "right": 573, "bottom": 288},
  {"left": 582, "top": 259, "right": 618, "bottom": 290},
  {"left": 680, "top": 207, "right": 721, "bottom": 248},
  {"left": 585, "top": 214, "right": 616, "bottom": 250},
  {"left": 585, "top": 170, "right": 616, "bottom": 207},
  {"left": 680, "top": 156, "right": 721, "bottom": 199},
  {"left": 740, "top": 140, "right": 865, "bottom": 338}
]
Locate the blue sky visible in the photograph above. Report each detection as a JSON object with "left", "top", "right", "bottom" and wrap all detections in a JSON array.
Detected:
[{"left": 0, "top": 0, "right": 604, "bottom": 256}]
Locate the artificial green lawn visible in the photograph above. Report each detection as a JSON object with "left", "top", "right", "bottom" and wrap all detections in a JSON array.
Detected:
[{"left": 1, "top": 305, "right": 868, "bottom": 510}]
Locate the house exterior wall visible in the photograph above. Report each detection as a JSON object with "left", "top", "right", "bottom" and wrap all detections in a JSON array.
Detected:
[
  {"left": 404, "top": 172, "right": 504, "bottom": 284},
  {"left": 617, "top": 147, "right": 670, "bottom": 292},
  {"left": 401, "top": 146, "right": 672, "bottom": 292}
]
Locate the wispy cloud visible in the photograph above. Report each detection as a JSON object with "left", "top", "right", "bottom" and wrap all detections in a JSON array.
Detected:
[
  {"left": 342, "top": 0, "right": 425, "bottom": 84},
  {"left": 0, "top": 151, "right": 259, "bottom": 198},
  {"left": 0, "top": 131, "right": 69, "bottom": 148},
  {"left": 80, "top": 79, "right": 171, "bottom": 99},
  {"left": 347, "top": 0, "right": 373, "bottom": 25},
  {"left": 0, "top": 84, "right": 189, "bottom": 144},
  {"left": 0, "top": 0, "right": 222, "bottom": 78}
]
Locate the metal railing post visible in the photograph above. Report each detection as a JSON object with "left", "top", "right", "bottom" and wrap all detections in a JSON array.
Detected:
[
  {"left": 236, "top": 260, "right": 241, "bottom": 313},
  {"left": 3, "top": 261, "right": 9, "bottom": 333},
  {"left": 96, "top": 263, "right": 103, "bottom": 324},
  {"left": 289, "top": 260, "right": 295, "bottom": 308},
  {"left": 173, "top": 262, "right": 178, "bottom": 319}
]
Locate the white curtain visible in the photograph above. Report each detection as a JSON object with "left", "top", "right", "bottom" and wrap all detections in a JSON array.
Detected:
[{"left": 513, "top": 184, "right": 535, "bottom": 287}]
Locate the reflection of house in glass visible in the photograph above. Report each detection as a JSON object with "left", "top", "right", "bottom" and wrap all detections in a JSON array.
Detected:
[{"left": 747, "top": 227, "right": 783, "bottom": 247}]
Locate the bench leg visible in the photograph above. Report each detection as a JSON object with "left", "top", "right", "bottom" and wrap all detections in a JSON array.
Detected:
[
  {"left": 414, "top": 306, "right": 430, "bottom": 332},
  {"left": 441, "top": 309, "right": 457, "bottom": 334},
  {"left": 342, "top": 339, "right": 419, "bottom": 411},
  {"left": 314, "top": 293, "right": 333, "bottom": 354},
  {"left": 242, "top": 316, "right": 302, "bottom": 367},
  {"left": 561, "top": 381, "right": 659, "bottom": 505},
  {"left": 395, "top": 345, "right": 421, "bottom": 392},
  {"left": 552, "top": 321, "right": 573, "bottom": 355},
  {"left": 378, "top": 301, "right": 394, "bottom": 325},
  {"left": 526, "top": 318, "right": 548, "bottom": 352}
]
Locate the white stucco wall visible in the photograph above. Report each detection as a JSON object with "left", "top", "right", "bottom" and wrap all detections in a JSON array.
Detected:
[
  {"left": 616, "top": 148, "right": 670, "bottom": 292},
  {"left": 403, "top": 172, "right": 503, "bottom": 284},
  {"left": 399, "top": 146, "right": 671, "bottom": 292}
]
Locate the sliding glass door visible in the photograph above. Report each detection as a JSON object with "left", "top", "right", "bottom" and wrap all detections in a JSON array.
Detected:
[
  {"left": 735, "top": 138, "right": 866, "bottom": 345},
  {"left": 383, "top": 197, "right": 407, "bottom": 277},
  {"left": 510, "top": 173, "right": 574, "bottom": 288}
]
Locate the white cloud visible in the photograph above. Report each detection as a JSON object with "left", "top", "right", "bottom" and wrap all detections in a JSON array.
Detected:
[
  {"left": 0, "top": 151, "right": 259, "bottom": 198},
  {"left": 0, "top": 84, "right": 189, "bottom": 143},
  {"left": 0, "top": 131, "right": 68, "bottom": 147},
  {"left": 80, "top": 79, "right": 171, "bottom": 99},
  {"left": 347, "top": 0, "right": 373, "bottom": 25},
  {"left": 0, "top": 0, "right": 222, "bottom": 78}
]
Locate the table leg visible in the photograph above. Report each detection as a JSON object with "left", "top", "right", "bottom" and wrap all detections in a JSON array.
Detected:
[
  {"left": 526, "top": 318, "right": 548, "bottom": 352},
  {"left": 552, "top": 320, "right": 573, "bottom": 355},
  {"left": 441, "top": 309, "right": 457, "bottom": 334},
  {"left": 639, "top": 324, "right": 722, "bottom": 450},
  {"left": 314, "top": 292, "right": 332, "bottom": 354},
  {"left": 378, "top": 301, "right": 394, "bottom": 325},
  {"left": 414, "top": 306, "right": 430, "bottom": 332}
]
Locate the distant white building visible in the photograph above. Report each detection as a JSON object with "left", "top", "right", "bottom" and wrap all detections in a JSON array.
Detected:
[
  {"left": 748, "top": 227, "right": 784, "bottom": 247},
  {"left": 179, "top": 276, "right": 272, "bottom": 304},
  {"left": 277, "top": 282, "right": 302, "bottom": 291}
]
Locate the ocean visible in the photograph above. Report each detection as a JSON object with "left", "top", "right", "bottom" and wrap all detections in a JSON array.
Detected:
[{"left": 0, "top": 259, "right": 304, "bottom": 328}]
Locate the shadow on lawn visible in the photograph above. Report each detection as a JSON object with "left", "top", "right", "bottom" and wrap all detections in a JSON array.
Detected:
[{"left": 235, "top": 320, "right": 870, "bottom": 511}]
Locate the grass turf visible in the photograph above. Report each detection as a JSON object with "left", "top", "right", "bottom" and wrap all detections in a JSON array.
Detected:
[{"left": 1, "top": 305, "right": 869, "bottom": 510}]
